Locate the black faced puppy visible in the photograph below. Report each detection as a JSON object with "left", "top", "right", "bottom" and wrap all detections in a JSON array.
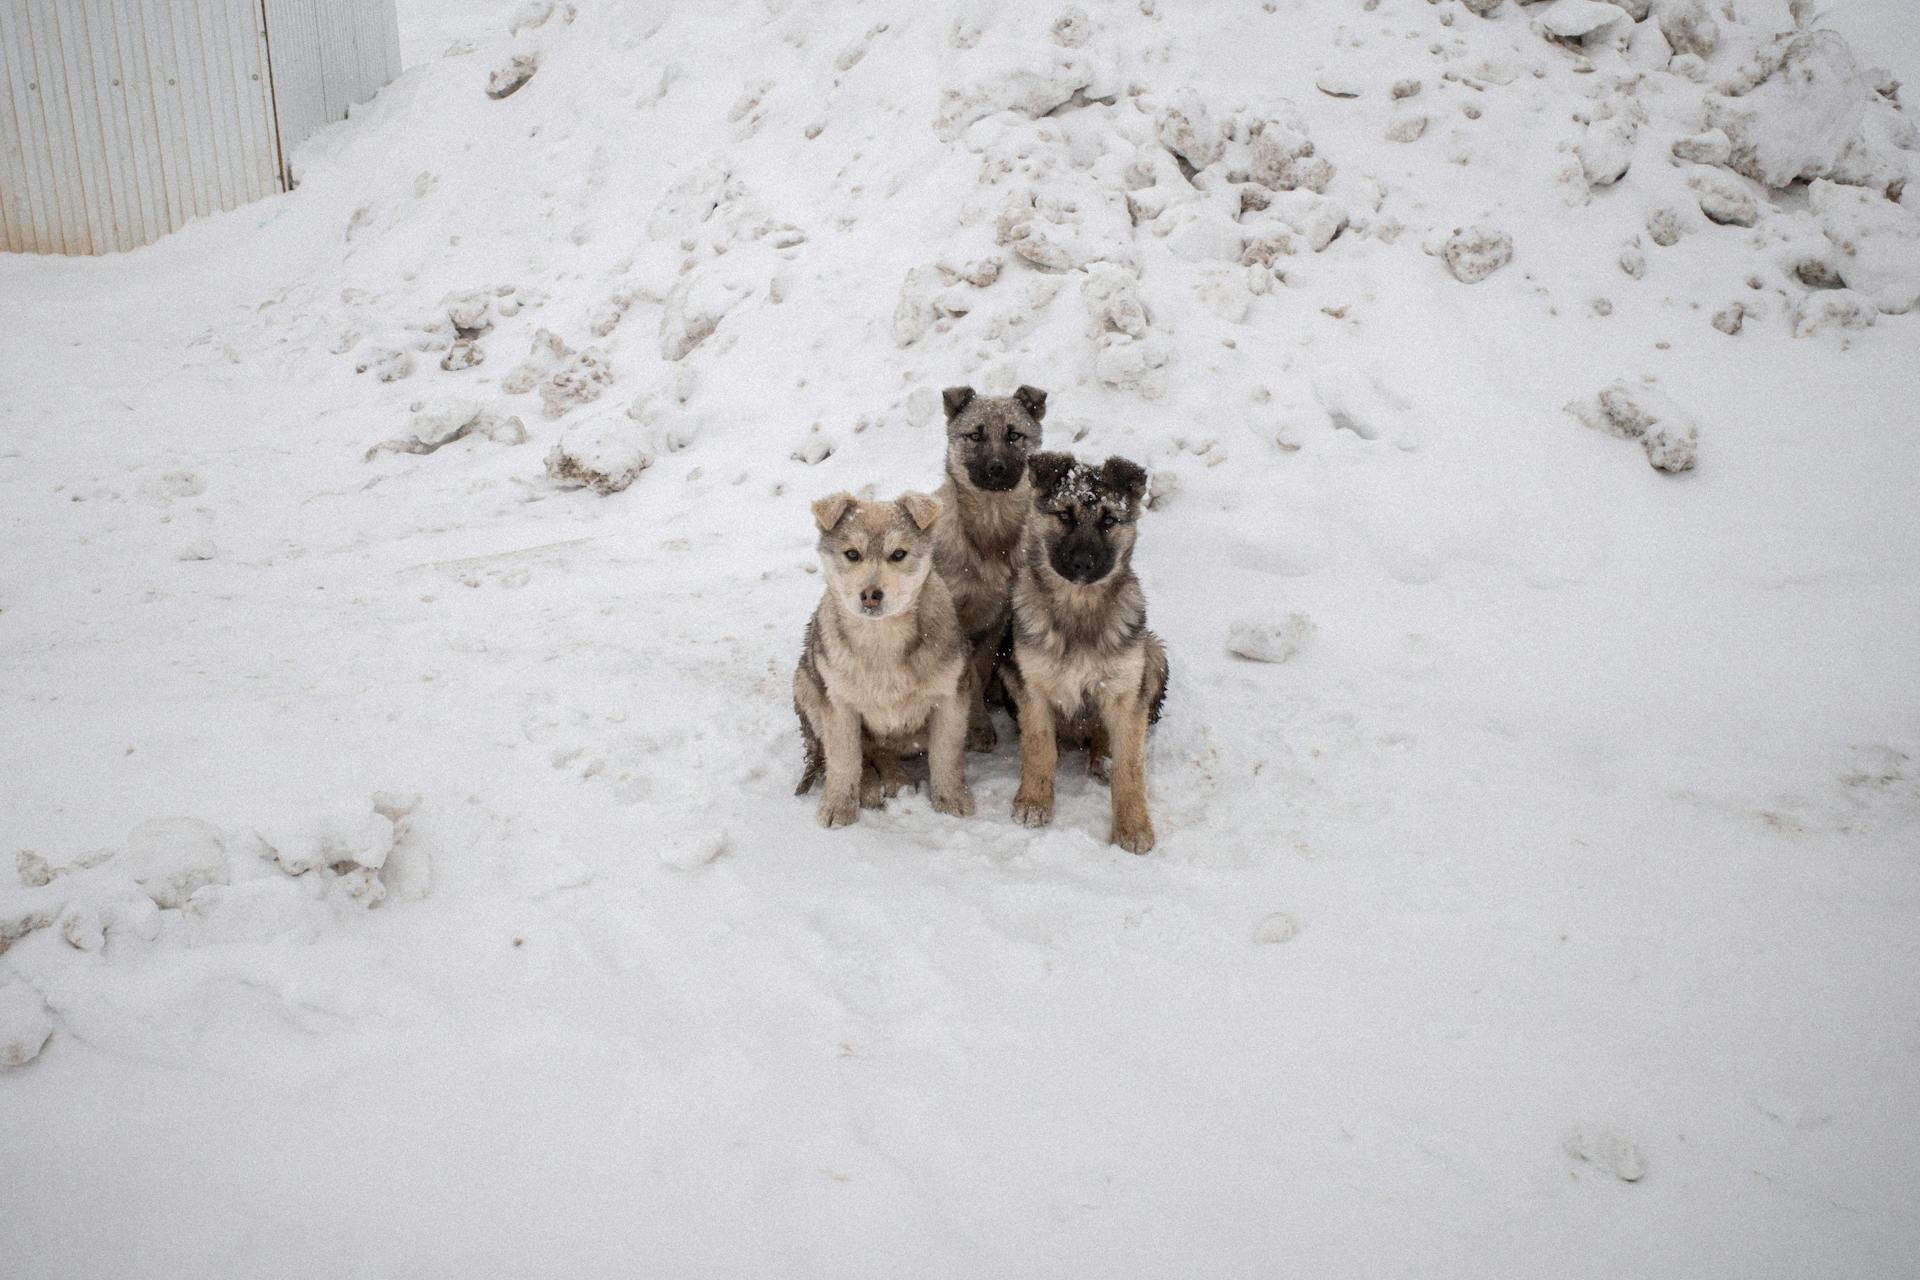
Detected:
[
  {"left": 1001, "top": 452, "right": 1169, "bottom": 854},
  {"left": 931, "top": 384, "right": 1047, "bottom": 751}
]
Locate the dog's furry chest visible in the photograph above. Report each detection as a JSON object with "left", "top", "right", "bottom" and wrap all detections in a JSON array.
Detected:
[
  {"left": 813, "top": 614, "right": 962, "bottom": 738},
  {"left": 1018, "top": 638, "right": 1147, "bottom": 718},
  {"left": 934, "top": 483, "right": 1026, "bottom": 642}
]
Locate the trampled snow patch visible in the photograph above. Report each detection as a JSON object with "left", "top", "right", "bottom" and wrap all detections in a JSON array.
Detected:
[{"left": 0, "top": 794, "right": 434, "bottom": 1060}]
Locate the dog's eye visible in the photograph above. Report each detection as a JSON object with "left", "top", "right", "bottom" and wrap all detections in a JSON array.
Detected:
[
  {"left": 966, "top": 430, "right": 986, "bottom": 443},
  {"left": 1006, "top": 431, "right": 1024, "bottom": 444},
  {"left": 844, "top": 549, "right": 862, "bottom": 562},
  {"left": 888, "top": 549, "right": 907, "bottom": 563},
  {"left": 1054, "top": 510, "right": 1075, "bottom": 526},
  {"left": 1098, "top": 513, "right": 1117, "bottom": 531}
]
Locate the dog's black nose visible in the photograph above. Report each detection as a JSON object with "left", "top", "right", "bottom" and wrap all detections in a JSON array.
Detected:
[
  {"left": 985, "top": 459, "right": 1008, "bottom": 482},
  {"left": 860, "top": 587, "right": 884, "bottom": 606},
  {"left": 1069, "top": 554, "right": 1096, "bottom": 580}
]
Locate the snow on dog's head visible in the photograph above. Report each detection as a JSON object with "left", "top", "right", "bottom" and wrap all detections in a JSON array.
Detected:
[{"left": 1025, "top": 452, "right": 1148, "bottom": 586}]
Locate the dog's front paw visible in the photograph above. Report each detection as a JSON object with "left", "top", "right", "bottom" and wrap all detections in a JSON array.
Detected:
[
  {"left": 967, "top": 720, "right": 998, "bottom": 753},
  {"left": 932, "top": 785, "right": 975, "bottom": 818},
  {"left": 817, "top": 792, "right": 859, "bottom": 829},
  {"left": 1087, "top": 754, "right": 1112, "bottom": 785},
  {"left": 860, "top": 773, "right": 885, "bottom": 809},
  {"left": 1011, "top": 789, "right": 1053, "bottom": 828},
  {"left": 1110, "top": 818, "right": 1155, "bottom": 855}
]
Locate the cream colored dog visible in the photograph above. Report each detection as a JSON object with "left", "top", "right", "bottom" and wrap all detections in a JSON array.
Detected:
[{"left": 793, "top": 491, "right": 975, "bottom": 828}]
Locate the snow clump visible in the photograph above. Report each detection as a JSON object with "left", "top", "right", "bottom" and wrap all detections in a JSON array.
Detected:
[
  {"left": 1226, "top": 613, "right": 1317, "bottom": 664},
  {"left": 546, "top": 418, "right": 655, "bottom": 495},
  {"left": 1442, "top": 226, "right": 1514, "bottom": 283},
  {"left": 1565, "top": 381, "right": 1701, "bottom": 473}
]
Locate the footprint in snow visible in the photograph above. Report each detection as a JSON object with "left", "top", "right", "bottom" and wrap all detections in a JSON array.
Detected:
[
  {"left": 1562, "top": 1126, "right": 1647, "bottom": 1183},
  {"left": 1310, "top": 369, "right": 1418, "bottom": 451}
]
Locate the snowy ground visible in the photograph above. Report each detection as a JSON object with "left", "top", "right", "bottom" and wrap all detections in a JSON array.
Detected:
[{"left": 3, "top": 1, "right": 1918, "bottom": 1274}]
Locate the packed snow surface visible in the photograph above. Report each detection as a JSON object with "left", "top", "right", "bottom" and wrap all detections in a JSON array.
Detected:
[{"left": 3, "top": 0, "right": 1918, "bottom": 1275}]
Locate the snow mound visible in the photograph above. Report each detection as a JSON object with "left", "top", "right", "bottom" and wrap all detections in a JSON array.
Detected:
[{"left": 1706, "top": 31, "right": 1906, "bottom": 194}]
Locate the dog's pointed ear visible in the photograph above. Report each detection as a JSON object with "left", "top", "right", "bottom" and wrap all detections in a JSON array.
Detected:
[
  {"left": 811, "top": 491, "right": 855, "bottom": 532},
  {"left": 942, "top": 386, "right": 976, "bottom": 421},
  {"left": 1027, "top": 451, "right": 1074, "bottom": 498},
  {"left": 1014, "top": 385, "right": 1048, "bottom": 421},
  {"left": 897, "top": 491, "right": 941, "bottom": 531},
  {"left": 1100, "top": 456, "right": 1149, "bottom": 507}
]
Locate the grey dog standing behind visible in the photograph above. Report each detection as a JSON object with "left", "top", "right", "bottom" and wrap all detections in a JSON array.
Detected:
[
  {"left": 1000, "top": 452, "right": 1169, "bottom": 854},
  {"left": 930, "top": 384, "right": 1048, "bottom": 752}
]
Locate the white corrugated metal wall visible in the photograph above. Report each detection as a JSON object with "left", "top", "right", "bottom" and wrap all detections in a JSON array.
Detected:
[
  {"left": 261, "top": 0, "right": 400, "bottom": 169},
  {"left": 0, "top": 0, "right": 398, "bottom": 255}
]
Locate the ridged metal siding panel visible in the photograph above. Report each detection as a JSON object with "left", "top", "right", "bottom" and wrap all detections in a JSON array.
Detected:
[
  {"left": 259, "top": 0, "right": 397, "bottom": 179},
  {"left": 0, "top": 0, "right": 394, "bottom": 254}
]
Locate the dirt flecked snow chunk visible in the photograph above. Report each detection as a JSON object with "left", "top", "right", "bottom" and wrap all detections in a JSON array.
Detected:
[
  {"left": 1566, "top": 381, "right": 1699, "bottom": 473},
  {"left": 487, "top": 54, "right": 538, "bottom": 100},
  {"left": 1442, "top": 226, "right": 1513, "bottom": 283},
  {"left": 546, "top": 420, "right": 654, "bottom": 495},
  {"left": 1689, "top": 170, "right": 1758, "bottom": 227}
]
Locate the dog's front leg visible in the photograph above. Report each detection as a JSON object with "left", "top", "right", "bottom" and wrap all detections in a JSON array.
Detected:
[
  {"left": 1099, "top": 692, "right": 1154, "bottom": 854},
  {"left": 817, "top": 702, "right": 863, "bottom": 829},
  {"left": 1011, "top": 679, "right": 1058, "bottom": 827},
  {"left": 927, "top": 691, "right": 975, "bottom": 817}
]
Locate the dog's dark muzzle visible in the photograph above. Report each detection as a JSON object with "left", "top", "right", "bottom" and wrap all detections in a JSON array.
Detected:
[
  {"left": 1051, "top": 532, "right": 1115, "bottom": 585},
  {"left": 968, "top": 457, "right": 1023, "bottom": 492}
]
